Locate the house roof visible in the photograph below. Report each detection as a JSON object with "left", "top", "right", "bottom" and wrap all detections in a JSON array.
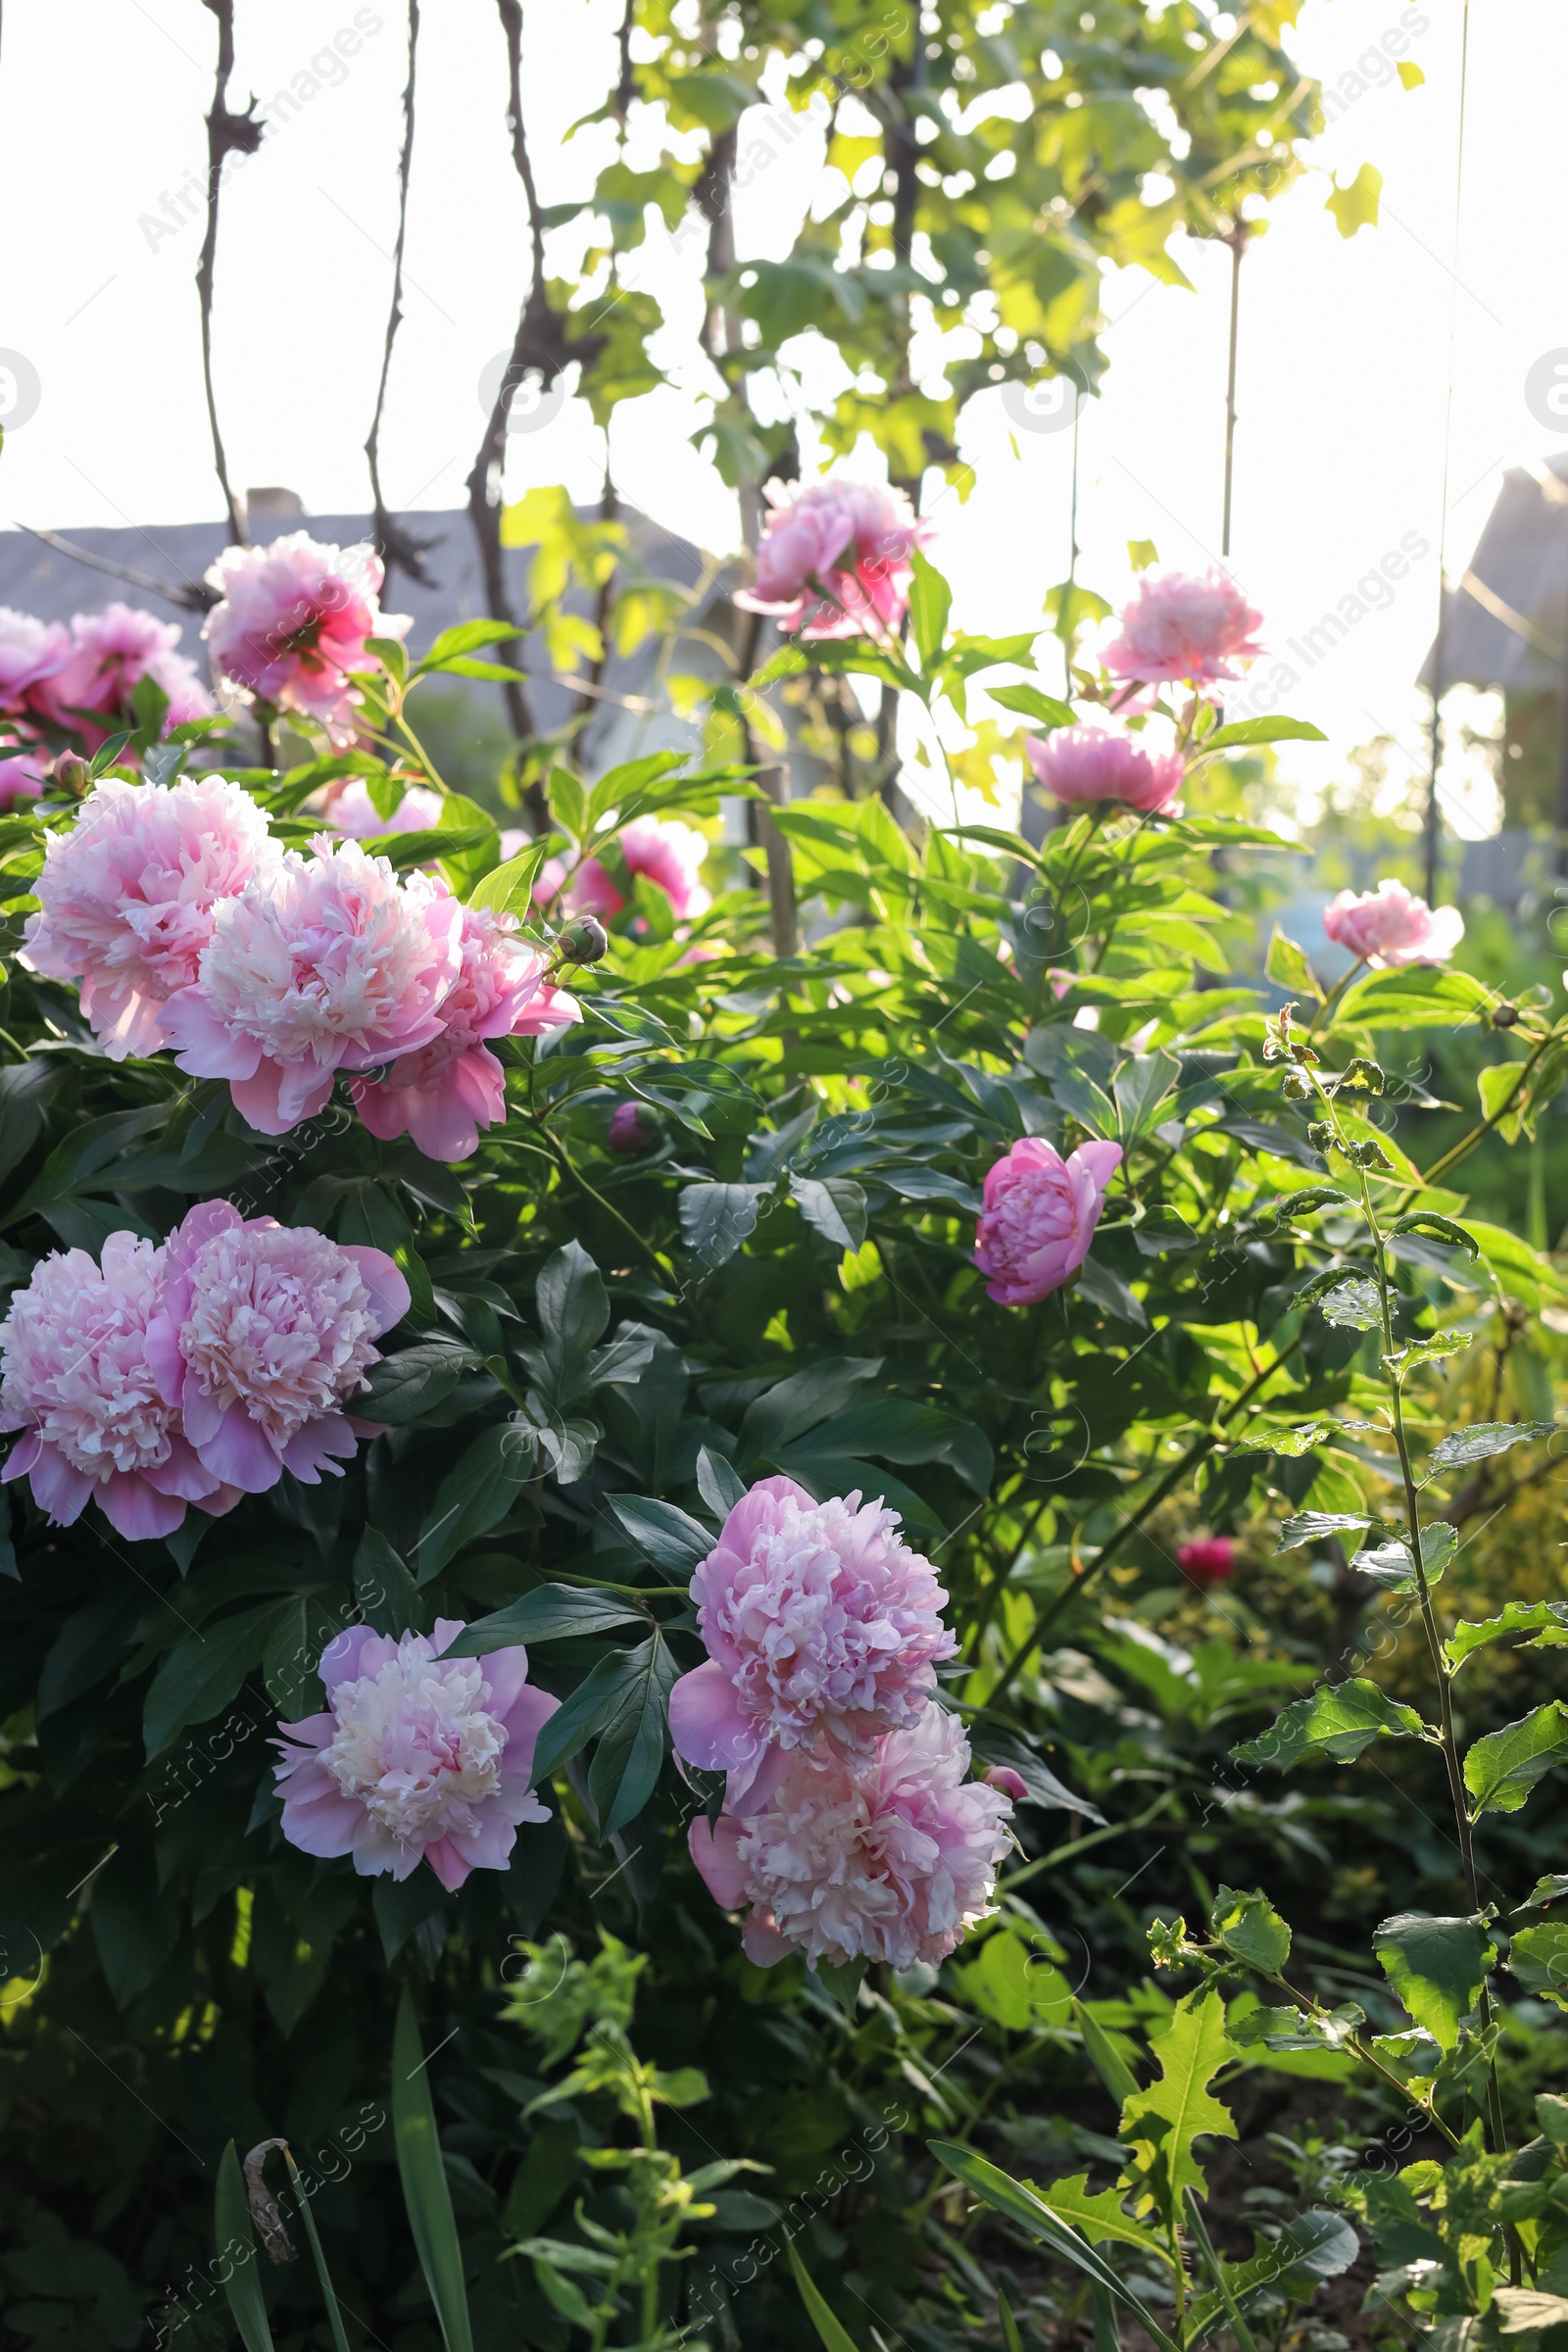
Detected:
[{"left": 1418, "top": 451, "right": 1568, "bottom": 694}]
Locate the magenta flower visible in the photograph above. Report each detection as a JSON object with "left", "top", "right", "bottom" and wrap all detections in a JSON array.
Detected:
[
  {"left": 668, "top": 1475, "right": 957, "bottom": 1798},
  {"left": 1025, "top": 725, "right": 1184, "bottom": 812},
  {"left": 324, "top": 779, "right": 444, "bottom": 840},
  {"left": 29, "top": 604, "right": 214, "bottom": 746},
  {"left": 1322, "top": 879, "right": 1463, "bottom": 968},
  {"left": 0, "top": 750, "right": 45, "bottom": 810},
  {"left": 736, "top": 476, "right": 927, "bottom": 641},
  {"left": 354, "top": 901, "right": 580, "bottom": 1161},
  {"left": 0, "top": 609, "right": 70, "bottom": 714},
  {"left": 1102, "top": 569, "right": 1263, "bottom": 688},
  {"left": 688, "top": 1705, "right": 1014, "bottom": 1971},
  {"left": 1177, "top": 1537, "right": 1235, "bottom": 1584},
  {"left": 144, "top": 1200, "right": 408, "bottom": 1494},
  {"left": 203, "top": 532, "right": 412, "bottom": 746},
  {"left": 273, "top": 1620, "right": 560, "bottom": 1890},
  {"left": 162, "top": 835, "right": 463, "bottom": 1133},
  {"left": 23, "top": 775, "right": 281, "bottom": 1060},
  {"left": 0, "top": 1233, "right": 233, "bottom": 1541},
  {"left": 973, "top": 1137, "right": 1123, "bottom": 1307},
  {"left": 608, "top": 1101, "right": 661, "bottom": 1154}
]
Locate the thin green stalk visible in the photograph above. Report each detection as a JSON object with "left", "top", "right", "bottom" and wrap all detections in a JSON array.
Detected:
[
  {"left": 282, "top": 2149, "right": 353, "bottom": 2352},
  {"left": 1412, "top": 1026, "right": 1557, "bottom": 1194},
  {"left": 1302, "top": 954, "right": 1366, "bottom": 1041},
  {"left": 545, "top": 1133, "right": 676, "bottom": 1282},
  {"left": 1185, "top": 2187, "right": 1261, "bottom": 2352}
]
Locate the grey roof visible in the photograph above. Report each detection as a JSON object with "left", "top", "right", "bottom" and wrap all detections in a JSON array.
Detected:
[
  {"left": 0, "top": 502, "right": 735, "bottom": 770},
  {"left": 1418, "top": 452, "right": 1568, "bottom": 694}
]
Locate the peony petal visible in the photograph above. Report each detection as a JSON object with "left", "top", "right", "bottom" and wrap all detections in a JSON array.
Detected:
[
  {"left": 196, "top": 1402, "right": 283, "bottom": 1493},
  {"left": 141, "top": 1313, "right": 186, "bottom": 1411},
  {"left": 163, "top": 985, "right": 266, "bottom": 1080},
  {"left": 421, "top": 1836, "right": 472, "bottom": 1893},
  {"left": 339, "top": 1247, "right": 410, "bottom": 1336},
  {"left": 98, "top": 1472, "right": 186, "bottom": 1542},
  {"left": 495, "top": 1685, "right": 560, "bottom": 1791},
  {"left": 278, "top": 1786, "right": 367, "bottom": 1858},
  {"left": 2, "top": 1429, "right": 42, "bottom": 1484},
  {"left": 141, "top": 1431, "right": 223, "bottom": 1501},
  {"left": 668, "top": 1660, "right": 759, "bottom": 1772},
  {"left": 26, "top": 1443, "right": 95, "bottom": 1526},
  {"left": 318, "top": 1624, "right": 384, "bottom": 1698},
  {"left": 688, "top": 1813, "right": 751, "bottom": 1910},
  {"left": 741, "top": 1914, "right": 793, "bottom": 1968},
  {"left": 279, "top": 1413, "right": 358, "bottom": 1484},
  {"left": 1071, "top": 1139, "right": 1123, "bottom": 1193}
]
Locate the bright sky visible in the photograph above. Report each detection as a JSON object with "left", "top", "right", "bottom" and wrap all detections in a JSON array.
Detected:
[{"left": 1, "top": 0, "right": 1562, "bottom": 836}]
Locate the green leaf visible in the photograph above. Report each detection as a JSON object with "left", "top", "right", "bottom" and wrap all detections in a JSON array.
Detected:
[
  {"left": 1119, "top": 1989, "right": 1238, "bottom": 2200},
  {"left": 215, "top": 2140, "right": 275, "bottom": 2352},
  {"left": 1231, "top": 1679, "right": 1428, "bottom": 1770},
  {"left": 534, "top": 1242, "right": 610, "bottom": 1399},
  {"left": 907, "top": 548, "right": 953, "bottom": 668},
  {"left": 605, "top": 1494, "right": 711, "bottom": 1575},
  {"left": 360, "top": 1340, "right": 481, "bottom": 1424},
  {"left": 1326, "top": 161, "right": 1382, "bottom": 236},
  {"left": 586, "top": 1630, "right": 678, "bottom": 1836},
  {"left": 1445, "top": 1601, "right": 1568, "bottom": 1672},
  {"left": 697, "top": 1446, "right": 747, "bottom": 1518},
  {"left": 1388, "top": 1212, "right": 1480, "bottom": 1257},
  {"left": 1252, "top": 1187, "right": 1349, "bottom": 1231},
  {"left": 1386, "top": 1332, "right": 1470, "bottom": 1376},
  {"left": 1335, "top": 965, "right": 1494, "bottom": 1029},
  {"left": 1517, "top": 1875, "right": 1568, "bottom": 1913},
  {"left": 355, "top": 1527, "right": 423, "bottom": 1638},
  {"left": 143, "top": 1601, "right": 286, "bottom": 1760},
  {"left": 786, "top": 2233, "right": 861, "bottom": 2352},
  {"left": 1372, "top": 1913, "right": 1491, "bottom": 2048},
  {"left": 439, "top": 1587, "right": 646, "bottom": 1656},
  {"left": 1507, "top": 1923, "right": 1568, "bottom": 2010},
  {"left": 1319, "top": 1277, "right": 1382, "bottom": 1331},
  {"left": 1427, "top": 1421, "right": 1555, "bottom": 1476},
  {"left": 1203, "top": 716, "right": 1328, "bottom": 751},
  {"left": 393, "top": 1988, "right": 475, "bottom": 2352},
  {"left": 1264, "top": 927, "right": 1319, "bottom": 997},
  {"left": 1463, "top": 1702, "right": 1568, "bottom": 1819},
  {"left": 414, "top": 617, "right": 519, "bottom": 670},
  {"left": 1034, "top": 2173, "right": 1169, "bottom": 2260},
  {"left": 678, "top": 1181, "right": 763, "bottom": 1269},
  {"left": 1076, "top": 2003, "right": 1141, "bottom": 2105},
  {"left": 928, "top": 2144, "right": 1180, "bottom": 2352},
  {"left": 1212, "top": 1886, "right": 1292, "bottom": 1975},
  {"left": 416, "top": 1422, "right": 534, "bottom": 1582},
  {"left": 991, "top": 682, "right": 1076, "bottom": 731},
  {"left": 529, "top": 1638, "right": 656, "bottom": 1785},
  {"left": 1276, "top": 1510, "right": 1376, "bottom": 1551},
  {"left": 468, "top": 839, "right": 553, "bottom": 917},
  {"left": 1493, "top": 2293, "right": 1568, "bottom": 2335},
  {"left": 790, "top": 1173, "right": 867, "bottom": 1251}
]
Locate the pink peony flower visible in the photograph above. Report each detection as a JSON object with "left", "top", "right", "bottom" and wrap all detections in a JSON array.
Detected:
[
  {"left": 1177, "top": 1536, "right": 1235, "bottom": 1584},
  {"left": 203, "top": 533, "right": 413, "bottom": 746},
  {"left": 0, "top": 1233, "right": 232, "bottom": 1541},
  {"left": 324, "top": 779, "right": 444, "bottom": 840},
  {"left": 23, "top": 774, "right": 281, "bottom": 1059},
  {"left": 29, "top": 604, "right": 215, "bottom": 746},
  {"left": 1102, "top": 569, "right": 1263, "bottom": 688},
  {"left": 973, "top": 1137, "right": 1123, "bottom": 1307},
  {"left": 542, "top": 818, "right": 711, "bottom": 924},
  {"left": 0, "top": 609, "right": 71, "bottom": 714},
  {"left": 0, "top": 750, "right": 45, "bottom": 810},
  {"left": 1025, "top": 725, "right": 1183, "bottom": 812},
  {"left": 668, "top": 1475, "right": 957, "bottom": 1799},
  {"left": 353, "top": 901, "right": 580, "bottom": 1161},
  {"left": 162, "top": 834, "right": 463, "bottom": 1133},
  {"left": 273, "top": 1620, "right": 560, "bottom": 1890},
  {"left": 1322, "top": 878, "right": 1463, "bottom": 968},
  {"left": 983, "top": 1764, "right": 1030, "bottom": 1803},
  {"left": 736, "top": 476, "right": 928, "bottom": 641},
  {"left": 688, "top": 1705, "right": 1013, "bottom": 1971},
  {"left": 144, "top": 1200, "right": 408, "bottom": 1494}
]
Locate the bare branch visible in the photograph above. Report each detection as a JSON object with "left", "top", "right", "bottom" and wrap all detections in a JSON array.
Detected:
[
  {"left": 197, "top": 2, "right": 262, "bottom": 545},
  {"left": 17, "top": 526, "right": 217, "bottom": 613},
  {"left": 366, "top": 0, "right": 438, "bottom": 587}
]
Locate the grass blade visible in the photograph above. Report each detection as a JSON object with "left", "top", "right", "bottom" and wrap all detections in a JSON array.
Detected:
[
  {"left": 393, "top": 1986, "right": 475, "bottom": 2352},
  {"left": 786, "top": 2231, "right": 860, "bottom": 2352},
  {"left": 215, "top": 2139, "right": 275, "bottom": 2352},
  {"left": 283, "top": 2148, "right": 352, "bottom": 2352}
]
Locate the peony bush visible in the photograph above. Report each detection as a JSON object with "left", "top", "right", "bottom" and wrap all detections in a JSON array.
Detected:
[{"left": 1, "top": 509, "right": 1566, "bottom": 2352}]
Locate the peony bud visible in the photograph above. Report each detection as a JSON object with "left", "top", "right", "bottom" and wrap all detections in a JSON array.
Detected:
[
  {"left": 1493, "top": 1002, "right": 1519, "bottom": 1029},
  {"left": 608, "top": 1101, "right": 662, "bottom": 1154},
  {"left": 557, "top": 914, "right": 609, "bottom": 965},
  {"left": 1178, "top": 1537, "right": 1235, "bottom": 1584},
  {"left": 51, "top": 752, "right": 91, "bottom": 795}
]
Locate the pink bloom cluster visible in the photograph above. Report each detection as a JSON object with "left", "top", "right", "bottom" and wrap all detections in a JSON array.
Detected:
[
  {"left": 1102, "top": 568, "right": 1263, "bottom": 688},
  {"left": 0, "top": 1200, "right": 405, "bottom": 1540},
  {"left": 26, "top": 777, "right": 579, "bottom": 1155},
  {"left": 673, "top": 1474, "right": 1011, "bottom": 1970},
  {"left": 24, "top": 774, "right": 280, "bottom": 1058},
  {"left": 973, "top": 1137, "right": 1122, "bottom": 1306},
  {"left": 1178, "top": 1536, "right": 1235, "bottom": 1585},
  {"left": 274, "top": 1620, "right": 559, "bottom": 1890},
  {"left": 737, "top": 476, "right": 928, "bottom": 641},
  {"left": 0, "top": 752, "right": 46, "bottom": 811},
  {"left": 1025, "top": 725, "right": 1183, "bottom": 813},
  {"left": 0, "top": 600, "right": 213, "bottom": 776},
  {"left": 1323, "top": 878, "right": 1463, "bottom": 968},
  {"left": 325, "top": 778, "right": 444, "bottom": 841},
  {"left": 204, "top": 532, "right": 412, "bottom": 747},
  {"left": 690, "top": 1706, "right": 1013, "bottom": 1972}
]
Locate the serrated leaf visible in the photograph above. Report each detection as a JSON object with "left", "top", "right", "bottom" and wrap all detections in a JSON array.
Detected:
[
  {"left": 1033, "top": 2173, "right": 1169, "bottom": 2259},
  {"left": 1319, "top": 1277, "right": 1382, "bottom": 1330},
  {"left": 1389, "top": 1212, "right": 1479, "bottom": 1257},
  {"left": 1120, "top": 1989, "right": 1237, "bottom": 2200},
  {"left": 1211, "top": 1886, "right": 1291, "bottom": 1974},
  {"left": 1516, "top": 1874, "right": 1568, "bottom": 1913},
  {"left": 1386, "top": 1332, "right": 1470, "bottom": 1375},
  {"left": 1231, "top": 1679, "right": 1427, "bottom": 1770},
  {"left": 1426, "top": 1421, "right": 1555, "bottom": 1476},
  {"left": 1508, "top": 1923, "right": 1568, "bottom": 2010},
  {"left": 1463, "top": 1702, "right": 1568, "bottom": 1819},
  {"left": 1276, "top": 1510, "right": 1376, "bottom": 1551},
  {"left": 1372, "top": 1913, "right": 1491, "bottom": 2049}
]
